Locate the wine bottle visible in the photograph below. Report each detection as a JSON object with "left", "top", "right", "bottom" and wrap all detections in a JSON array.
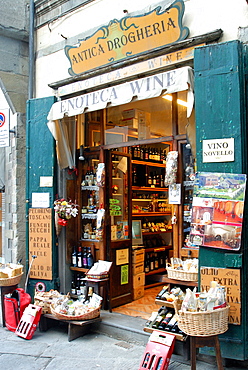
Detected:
[
  {"left": 152, "top": 307, "right": 168, "bottom": 329},
  {"left": 148, "top": 174, "right": 152, "bottom": 186},
  {"left": 154, "top": 253, "right": 159, "bottom": 269},
  {"left": 83, "top": 247, "right": 88, "bottom": 268},
  {"left": 157, "top": 357, "right": 163, "bottom": 370},
  {"left": 163, "top": 315, "right": 177, "bottom": 331},
  {"left": 71, "top": 277, "right": 76, "bottom": 295},
  {"left": 132, "top": 167, "right": 138, "bottom": 185},
  {"left": 77, "top": 246, "right": 83, "bottom": 268},
  {"left": 144, "top": 254, "right": 150, "bottom": 273},
  {"left": 87, "top": 247, "right": 94, "bottom": 268},
  {"left": 152, "top": 173, "right": 156, "bottom": 186},
  {"left": 80, "top": 279, "right": 87, "bottom": 300},
  {"left": 144, "top": 147, "right": 149, "bottom": 161},
  {"left": 156, "top": 285, "right": 169, "bottom": 299},
  {"left": 145, "top": 311, "right": 158, "bottom": 327},
  {"left": 142, "top": 353, "right": 150, "bottom": 368},
  {"left": 76, "top": 274, "right": 81, "bottom": 296},
  {"left": 149, "top": 253, "right": 154, "bottom": 271},
  {"left": 158, "top": 311, "right": 173, "bottom": 330},
  {"left": 156, "top": 173, "right": 160, "bottom": 187},
  {"left": 71, "top": 246, "right": 77, "bottom": 267}
]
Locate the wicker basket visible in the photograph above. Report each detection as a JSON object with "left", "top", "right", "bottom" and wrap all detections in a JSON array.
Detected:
[
  {"left": 34, "top": 290, "right": 63, "bottom": 314},
  {"left": 50, "top": 306, "right": 100, "bottom": 321},
  {"left": 0, "top": 273, "right": 23, "bottom": 286},
  {"left": 175, "top": 304, "right": 229, "bottom": 337},
  {"left": 167, "top": 266, "right": 198, "bottom": 282}
]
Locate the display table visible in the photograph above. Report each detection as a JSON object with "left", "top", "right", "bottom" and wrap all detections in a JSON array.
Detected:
[
  {"left": 0, "top": 284, "right": 18, "bottom": 327},
  {"left": 83, "top": 277, "right": 112, "bottom": 312},
  {"left": 39, "top": 313, "right": 101, "bottom": 342},
  {"left": 190, "top": 335, "right": 224, "bottom": 370}
]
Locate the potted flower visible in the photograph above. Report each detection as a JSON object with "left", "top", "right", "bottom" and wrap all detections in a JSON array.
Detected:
[{"left": 54, "top": 198, "right": 79, "bottom": 227}]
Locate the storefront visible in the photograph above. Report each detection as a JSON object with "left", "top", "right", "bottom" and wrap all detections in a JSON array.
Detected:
[{"left": 26, "top": 0, "right": 248, "bottom": 361}]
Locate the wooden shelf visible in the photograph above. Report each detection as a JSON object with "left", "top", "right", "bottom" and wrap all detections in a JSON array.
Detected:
[
  {"left": 132, "top": 198, "right": 167, "bottom": 201},
  {"left": 143, "top": 326, "right": 186, "bottom": 342},
  {"left": 70, "top": 267, "right": 89, "bottom": 273},
  {"left": 145, "top": 267, "right": 166, "bottom": 276},
  {"left": 132, "top": 159, "right": 166, "bottom": 167},
  {"left": 155, "top": 299, "right": 176, "bottom": 308},
  {"left": 143, "top": 230, "right": 172, "bottom": 235},
  {"left": 132, "top": 186, "right": 168, "bottom": 192},
  {"left": 160, "top": 276, "right": 198, "bottom": 287},
  {"left": 132, "top": 212, "right": 171, "bottom": 217},
  {"left": 144, "top": 245, "right": 172, "bottom": 253},
  {"left": 144, "top": 281, "right": 165, "bottom": 289}
]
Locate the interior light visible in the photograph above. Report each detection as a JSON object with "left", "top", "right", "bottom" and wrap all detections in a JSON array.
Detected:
[{"left": 162, "top": 94, "right": 188, "bottom": 107}]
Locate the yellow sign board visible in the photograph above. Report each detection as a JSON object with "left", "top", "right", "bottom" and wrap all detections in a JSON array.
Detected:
[
  {"left": 29, "top": 208, "right": 52, "bottom": 280},
  {"left": 116, "top": 248, "right": 129, "bottom": 265},
  {"left": 200, "top": 267, "right": 241, "bottom": 325},
  {"left": 65, "top": 0, "right": 189, "bottom": 76}
]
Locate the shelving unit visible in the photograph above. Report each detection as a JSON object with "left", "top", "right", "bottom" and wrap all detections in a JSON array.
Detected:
[
  {"left": 131, "top": 144, "right": 173, "bottom": 289},
  {"left": 143, "top": 298, "right": 186, "bottom": 342}
]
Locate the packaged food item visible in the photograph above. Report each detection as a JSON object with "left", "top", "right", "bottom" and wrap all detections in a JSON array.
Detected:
[
  {"left": 180, "top": 281, "right": 227, "bottom": 313},
  {"left": 181, "top": 288, "right": 198, "bottom": 312},
  {"left": 164, "top": 151, "right": 178, "bottom": 185},
  {"left": 96, "top": 163, "right": 105, "bottom": 187}
]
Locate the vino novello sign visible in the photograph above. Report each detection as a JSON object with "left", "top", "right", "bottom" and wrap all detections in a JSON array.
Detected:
[{"left": 65, "top": 0, "right": 189, "bottom": 76}]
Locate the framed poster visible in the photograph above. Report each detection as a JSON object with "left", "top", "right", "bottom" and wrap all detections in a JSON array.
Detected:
[{"left": 189, "top": 172, "right": 246, "bottom": 251}]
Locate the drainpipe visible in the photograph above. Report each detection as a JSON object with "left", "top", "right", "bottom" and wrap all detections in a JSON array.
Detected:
[{"left": 28, "top": 0, "right": 34, "bottom": 100}]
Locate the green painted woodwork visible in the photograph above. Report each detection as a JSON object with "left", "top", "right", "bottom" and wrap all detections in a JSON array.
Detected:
[
  {"left": 194, "top": 41, "right": 248, "bottom": 360},
  {"left": 26, "top": 97, "right": 59, "bottom": 297}
]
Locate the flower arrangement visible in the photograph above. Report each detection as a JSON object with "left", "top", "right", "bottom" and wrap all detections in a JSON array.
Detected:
[{"left": 54, "top": 198, "right": 78, "bottom": 220}]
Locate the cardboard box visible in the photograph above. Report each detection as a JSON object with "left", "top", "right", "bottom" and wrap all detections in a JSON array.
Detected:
[
  {"left": 122, "top": 109, "right": 149, "bottom": 120},
  {"left": 133, "top": 272, "right": 145, "bottom": 289},
  {"left": 132, "top": 248, "right": 144, "bottom": 264},
  {"left": 119, "top": 118, "right": 138, "bottom": 129},
  {"left": 133, "top": 286, "right": 144, "bottom": 300},
  {"left": 132, "top": 262, "right": 144, "bottom": 275}
]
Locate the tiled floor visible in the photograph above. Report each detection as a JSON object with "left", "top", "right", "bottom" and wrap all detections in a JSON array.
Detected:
[{"left": 113, "top": 286, "right": 162, "bottom": 320}]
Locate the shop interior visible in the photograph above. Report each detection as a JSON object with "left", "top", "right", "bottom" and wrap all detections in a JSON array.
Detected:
[{"left": 63, "top": 89, "right": 197, "bottom": 322}]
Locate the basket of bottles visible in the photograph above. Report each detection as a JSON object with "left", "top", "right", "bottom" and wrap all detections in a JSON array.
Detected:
[
  {"left": 174, "top": 283, "right": 229, "bottom": 337},
  {"left": 50, "top": 293, "right": 102, "bottom": 321}
]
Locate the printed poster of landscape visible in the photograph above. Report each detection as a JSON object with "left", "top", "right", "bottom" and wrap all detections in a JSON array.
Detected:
[{"left": 189, "top": 172, "right": 246, "bottom": 251}]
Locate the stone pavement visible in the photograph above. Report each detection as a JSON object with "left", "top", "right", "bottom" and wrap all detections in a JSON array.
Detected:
[{"left": 0, "top": 323, "right": 246, "bottom": 370}]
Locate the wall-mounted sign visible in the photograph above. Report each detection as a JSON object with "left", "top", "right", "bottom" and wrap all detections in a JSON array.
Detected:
[
  {"left": 169, "top": 184, "right": 181, "bottom": 204},
  {"left": 40, "top": 176, "right": 53, "bottom": 187},
  {"left": 29, "top": 208, "right": 52, "bottom": 280},
  {"left": 0, "top": 108, "right": 10, "bottom": 147},
  {"left": 48, "top": 66, "right": 193, "bottom": 122},
  {"left": 202, "top": 138, "right": 234, "bottom": 163},
  {"left": 31, "top": 192, "right": 50, "bottom": 208},
  {"left": 116, "top": 248, "right": 129, "bottom": 265},
  {"left": 200, "top": 267, "right": 241, "bottom": 325},
  {"left": 121, "top": 265, "right": 129, "bottom": 285},
  {"left": 189, "top": 172, "right": 246, "bottom": 251},
  {"left": 65, "top": 0, "right": 189, "bottom": 76},
  {"left": 58, "top": 43, "right": 203, "bottom": 97}
]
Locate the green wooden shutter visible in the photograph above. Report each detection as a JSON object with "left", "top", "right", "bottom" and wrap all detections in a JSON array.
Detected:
[
  {"left": 26, "top": 96, "right": 59, "bottom": 294},
  {"left": 194, "top": 41, "right": 248, "bottom": 360}
]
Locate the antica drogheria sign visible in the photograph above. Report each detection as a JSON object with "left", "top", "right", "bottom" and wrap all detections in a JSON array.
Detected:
[{"left": 65, "top": 0, "right": 189, "bottom": 76}]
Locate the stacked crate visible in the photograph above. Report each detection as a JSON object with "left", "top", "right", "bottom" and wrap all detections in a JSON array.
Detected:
[{"left": 132, "top": 248, "right": 145, "bottom": 300}]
